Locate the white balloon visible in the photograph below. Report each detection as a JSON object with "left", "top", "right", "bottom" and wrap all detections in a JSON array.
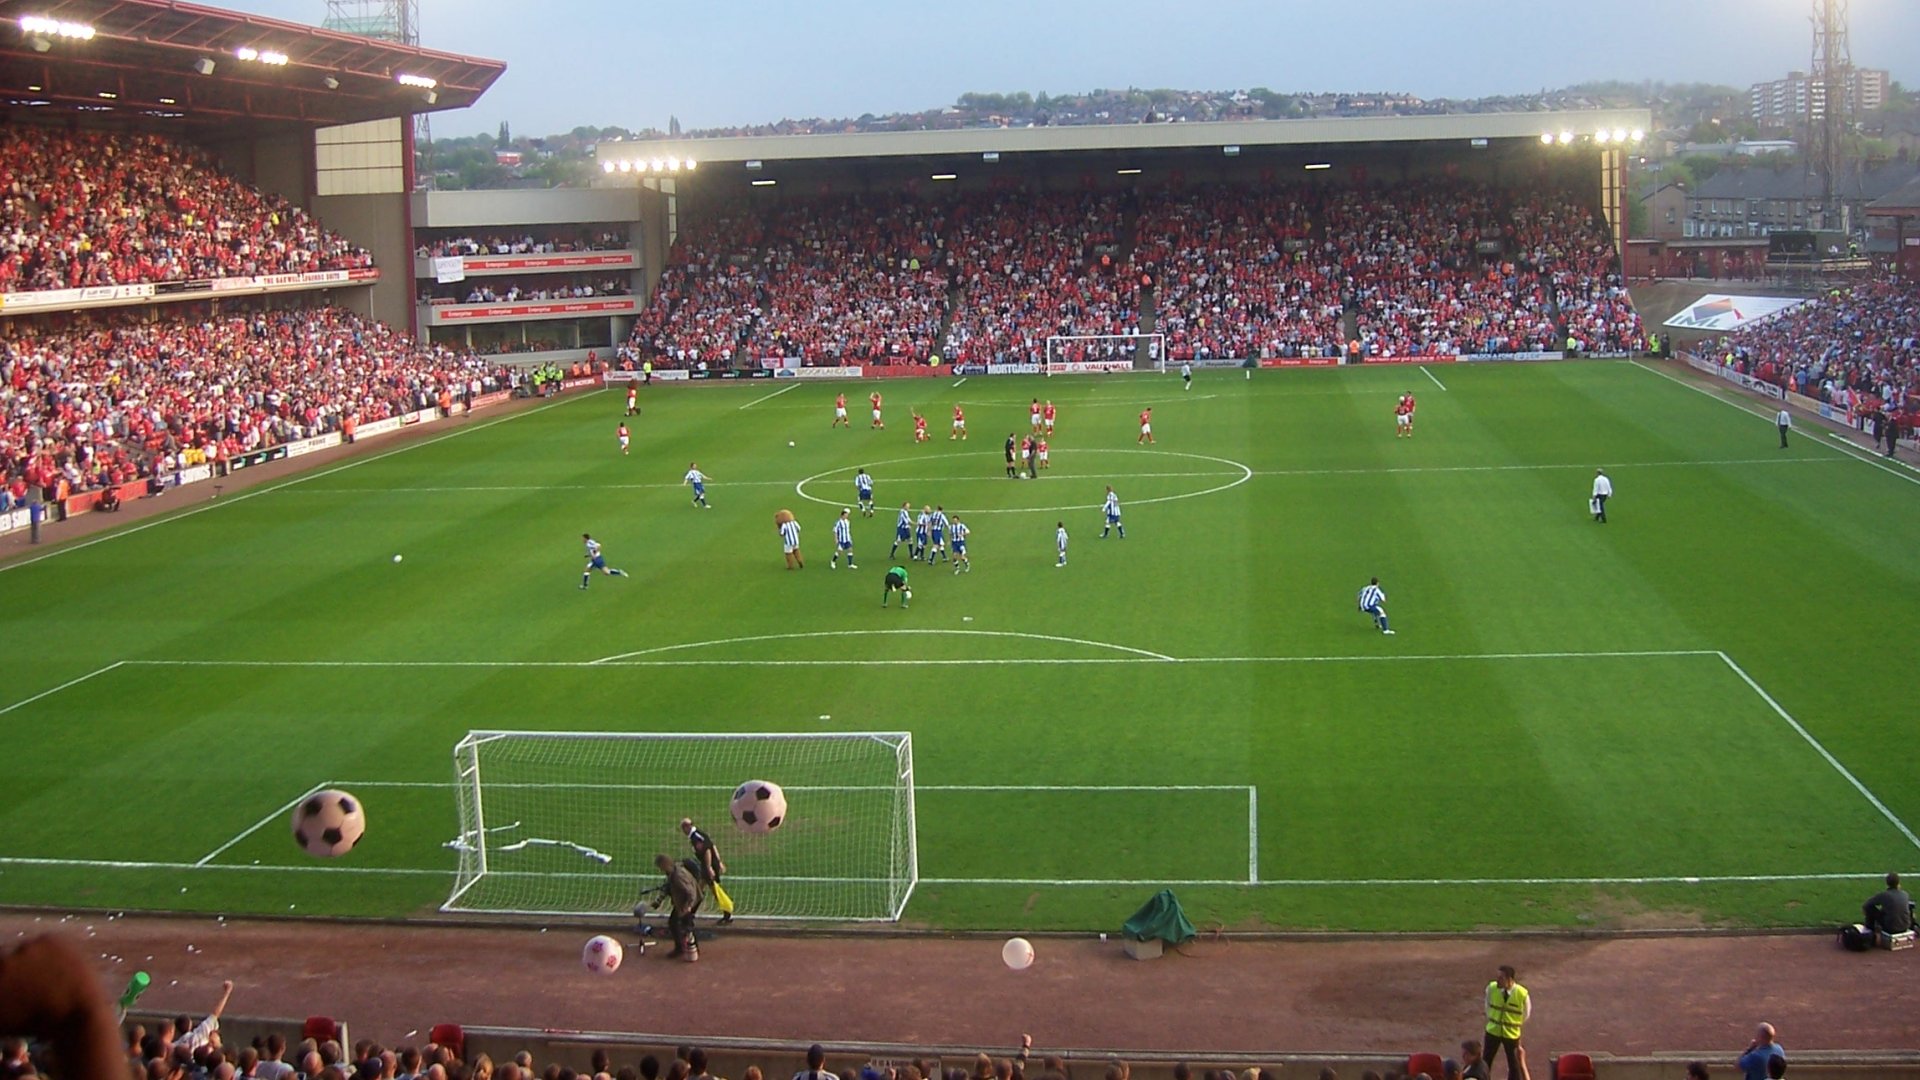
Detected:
[{"left": 1001, "top": 936, "right": 1035, "bottom": 970}]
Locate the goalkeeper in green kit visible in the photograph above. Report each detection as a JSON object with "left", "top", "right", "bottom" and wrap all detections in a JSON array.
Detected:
[{"left": 882, "top": 565, "right": 910, "bottom": 608}]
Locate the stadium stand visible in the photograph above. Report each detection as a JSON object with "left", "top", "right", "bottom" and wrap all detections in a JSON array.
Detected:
[
  {"left": 0, "top": 127, "right": 371, "bottom": 293},
  {"left": 417, "top": 231, "right": 629, "bottom": 258},
  {"left": 0, "top": 306, "right": 506, "bottom": 502},
  {"left": 1712, "top": 276, "right": 1919, "bottom": 417},
  {"left": 624, "top": 181, "right": 1639, "bottom": 368}
]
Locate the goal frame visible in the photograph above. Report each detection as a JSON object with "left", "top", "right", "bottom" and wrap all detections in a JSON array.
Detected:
[
  {"left": 1044, "top": 333, "right": 1166, "bottom": 375},
  {"left": 442, "top": 729, "right": 919, "bottom": 922}
]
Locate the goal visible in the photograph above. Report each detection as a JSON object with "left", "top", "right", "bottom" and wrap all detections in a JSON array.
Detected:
[
  {"left": 443, "top": 730, "right": 918, "bottom": 921},
  {"left": 1045, "top": 333, "right": 1165, "bottom": 375}
]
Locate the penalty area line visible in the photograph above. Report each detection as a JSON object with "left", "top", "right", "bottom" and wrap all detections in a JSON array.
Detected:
[
  {"left": 738, "top": 382, "right": 801, "bottom": 409},
  {"left": 1419, "top": 366, "right": 1448, "bottom": 391},
  {"left": 1717, "top": 650, "right": 1920, "bottom": 852},
  {"left": 194, "top": 783, "right": 329, "bottom": 867},
  {"left": 0, "top": 662, "right": 125, "bottom": 717}
]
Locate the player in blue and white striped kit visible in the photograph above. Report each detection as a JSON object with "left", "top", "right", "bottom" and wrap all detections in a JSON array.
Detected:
[
  {"left": 1100, "top": 486, "right": 1126, "bottom": 539},
  {"left": 913, "top": 506, "right": 932, "bottom": 561},
  {"left": 779, "top": 516, "right": 804, "bottom": 570},
  {"left": 855, "top": 468, "right": 875, "bottom": 517},
  {"left": 889, "top": 502, "right": 912, "bottom": 559},
  {"left": 927, "top": 506, "right": 950, "bottom": 564},
  {"left": 580, "top": 534, "right": 630, "bottom": 590},
  {"left": 683, "top": 462, "right": 711, "bottom": 509},
  {"left": 950, "top": 517, "right": 971, "bottom": 574},
  {"left": 1357, "top": 577, "right": 1394, "bottom": 635},
  {"left": 830, "top": 508, "right": 857, "bottom": 570}
]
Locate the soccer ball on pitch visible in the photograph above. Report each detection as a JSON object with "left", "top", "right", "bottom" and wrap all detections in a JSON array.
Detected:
[
  {"left": 903, "top": 589, "right": 912, "bottom": 601},
  {"left": 729, "top": 779, "right": 787, "bottom": 833},
  {"left": 290, "top": 789, "right": 366, "bottom": 858},
  {"left": 582, "top": 934, "right": 624, "bottom": 975},
  {"left": 392, "top": 554, "right": 403, "bottom": 564}
]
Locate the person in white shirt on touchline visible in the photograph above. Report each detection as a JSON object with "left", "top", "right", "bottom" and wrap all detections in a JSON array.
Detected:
[
  {"left": 1777, "top": 407, "right": 1792, "bottom": 449},
  {"left": 1591, "top": 468, "right": 1612, "bottom": 523}
]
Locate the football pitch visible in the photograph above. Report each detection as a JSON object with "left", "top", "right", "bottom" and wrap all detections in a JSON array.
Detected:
[{"left": 3, "top": 360, "right": 1918, "bottom": 932}]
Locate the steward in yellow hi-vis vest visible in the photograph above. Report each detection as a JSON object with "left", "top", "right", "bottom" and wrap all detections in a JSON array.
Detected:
[{"left": 1482, "top": 964, "right": 1532, "bottom": 1080}]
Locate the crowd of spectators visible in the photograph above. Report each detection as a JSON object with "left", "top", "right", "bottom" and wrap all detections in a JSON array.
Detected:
[
  {"left": 941, "top": 191, "right": 1136, "bottom": 367},
  {"left": 418, "top": 231, "right": 628, "bottom": 258},
  {"left": 1, "top": 304, "right": 505, "bottom": 503},
  {"left": 0, "top": 127, "right": 371, "bottom": 294},
  {"left": 625, "top": 181, "right": 1641, "bottom": 369},
  {"left": 1712, "top": 276, "right": 1919, "bottom": 420},
  {"left": 422, "top": 277, "right": 632, "bottom": 305},
  {"left": 1133, "top": 186, "right": 1342, "bottom": 362}
]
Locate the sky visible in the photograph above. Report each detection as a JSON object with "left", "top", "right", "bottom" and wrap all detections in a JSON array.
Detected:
[{"left": 224, "top": 0, "right": 1920, "bottom": 138}]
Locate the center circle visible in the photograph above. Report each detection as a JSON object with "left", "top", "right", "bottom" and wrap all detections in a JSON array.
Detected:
[{"left": 793, "top": 448, "right": 1254, "bottom": 515}]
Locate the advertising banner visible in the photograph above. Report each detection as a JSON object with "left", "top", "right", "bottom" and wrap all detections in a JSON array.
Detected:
[
  {"left": 284, "top": 433, "right": 343, "bottom": 458},
  {"left": 1663, "top": 294, "right": 1810, "bottom": 333},
  {"left": 1259, "top": 357, "right": 1340, "bottom": 368}
]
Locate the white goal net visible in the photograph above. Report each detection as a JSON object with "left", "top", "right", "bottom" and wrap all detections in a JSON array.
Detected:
[
  {"left": 444, "top": 731, "right": 917, "bottom": 922},
  {"left": 1045, "top": 333, "right": 1165, "bottom": 375}
]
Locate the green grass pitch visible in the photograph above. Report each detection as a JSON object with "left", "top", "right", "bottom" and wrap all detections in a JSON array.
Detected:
[{"left": 3, "top": 360, "right": 1918, "bottom": 931}]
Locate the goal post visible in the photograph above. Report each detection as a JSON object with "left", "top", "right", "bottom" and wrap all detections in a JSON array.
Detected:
[
  {"left": 1045, "top": 333, "right": 1165, "bottom": 375},
  {"left": 443, "top": 730, "right": 918, "bottom": 922}
]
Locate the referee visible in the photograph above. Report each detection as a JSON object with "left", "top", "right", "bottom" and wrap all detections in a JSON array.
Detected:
[
  {"left": 1005, "top": 433, "right": 1018, "bottom": 478},
  {"left": 882, "top": 565, "right": 910, "bottom": 608},
  {"left": 680, "top": 817, "right": 734, "bottom": 925}
]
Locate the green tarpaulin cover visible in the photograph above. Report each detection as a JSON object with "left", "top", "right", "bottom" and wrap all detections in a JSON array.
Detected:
[{"left": 1122, "top": 888, "right": 1195, "bottom": 944}]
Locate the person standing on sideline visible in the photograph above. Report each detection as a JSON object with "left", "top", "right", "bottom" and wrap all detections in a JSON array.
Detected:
[
  {"left": 1181, "top": 361, "right": 1193, "bottom": 390},
  {"left": 1591, "top": 468, "right": 1612, "bottom": 523},
  {"left": 647, "top": 853, "right": 702, "bottom": 962},
  {"left": 679, "top": 817, "right": 734, "bottom": 925},
  {"left": 1357, "top": 577, "right": 1394, "bottom": 635},
  {"left": 1736, "top": 1023, "right": 1783, "bottom": 1080},
  {"left": 1776, "top": 406, "right": 1792, "bottom": 449},
  {"left": 1482, "top": 965, "right": 1531, "bottom": 1080},
  {"left": 1863, "top": 871, "right": 1914, "bottom": 937},
  {"left": 830, "top": 509, "right": 857, "bottom": 570}
]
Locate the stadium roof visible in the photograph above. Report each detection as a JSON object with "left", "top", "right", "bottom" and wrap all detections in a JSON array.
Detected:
[
  {"left": 1867, "top": 174, "right": 1920, "bottom": 218},
  {"left": 0, "top": 0, "right": 503, "bottom": 133},
  {"left": 597, "top": 108, "right": 1654, "bottom": 171}
]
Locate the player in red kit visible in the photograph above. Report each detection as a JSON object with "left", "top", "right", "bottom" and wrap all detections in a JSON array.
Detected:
[
  {"left": 1042, "top": 400, "right": 1057, "bottom": 435},
  {"left": 870, "top": 391, "right": 885, "bottom": 430},
  {"left": 832, "top": 392, "right": 850, "bottom": 428},
  {"left": 1404, "top": 392, "right": 1417, "bottom": 433},
  {"left": 617, "top": 423, "right": 630, "bottom": 455},
  {"left": 1137, "top": 407, "right": 1155, "bottom": 445},
  {"left": 951, "top": 403, "right": 967, "bottom": 440},
  {"left": 1030, "top": 398, "right": 1043, "bottom": 435},
  {"left": 913, "top": 411, "right": 930, "bottom": 443},
  {"left": 1395, "top": 398, "right": 1412, "bottom": 438},
  {"left": 1035, "top": 435, "right": 1049, "bottom": 470}
]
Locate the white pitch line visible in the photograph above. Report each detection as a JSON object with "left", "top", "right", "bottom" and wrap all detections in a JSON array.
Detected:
[
  {"left": 919, "top": 871, "right": 1887, "bottom": 887},
  {"left": 952, "top": 377, "right": 968, "bottom": 388},
  {"left": 0, "top": 395, "right": 579, "bottom": 575},
  {"left": 0, "top": 854, "right": 1881, "bottom": 889},
  {"left": 1630, "top": 360, "right": 1920, "bottom": 489},
  {"left": 120, "top": 648, "right": 1719, "bottom": 671},
  {"left": 0, "top": 662, "right": 124, "bottom": 717},
  {"left": 1248, "top": 786, "right": 1260, "bottom": 885},
  {"left": 593, "top": 628, "right": 1177, "bottom": 664},
  {"left": 1419, "top": 365, "right": 1448, "bottom": 391},
  {"left": 338, "top": 780, "right": 1249, "bottom": 793},
  {"left": 195, "top": 783, "right": 328, "bottom": 867},
  {"left": 738, "top": 382, "right": 801, "bottom": 409},
  {"left": 294, "top": 472, "right": 1244, "bottom": 495},
  {"left": 1717, "top": 651, "right": 1920, "bottom": 852}
]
